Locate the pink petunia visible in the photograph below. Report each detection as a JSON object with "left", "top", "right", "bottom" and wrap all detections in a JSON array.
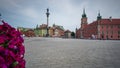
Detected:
[
  {"left": 0, "top": 55, "right": 5, "bottom": 64},
  {"left": 0, "top": 56, "right": 7, "bottom": 68},
  {"left": 0, "top": 46, "right": 5, "bottom": 56},
  {"left": 14, "top": 59, "right": 25, "bottom": 68},
  {"left": 0, "top": 20, "right": 25, "bottom": 68},
  {"left": 0, "top": 64, "right": 7, "bottom": 68},
  {"left": 0, "top": 36, "right": 5, "bottom": 44}
]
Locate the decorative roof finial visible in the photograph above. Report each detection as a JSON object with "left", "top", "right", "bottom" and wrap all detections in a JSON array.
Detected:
[
  {"left": 98, "top": 10, "right": 100, "bottom": 16},
  {"left": 82, "top": 8, "right": 87, "bottom": 18},
  {"left": 83, "top": 8, "right": 85, "bottom": 14}
]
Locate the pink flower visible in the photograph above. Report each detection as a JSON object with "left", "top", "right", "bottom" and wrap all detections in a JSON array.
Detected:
[
  {"left": 0, "top": 25, "right": 2, "bottom": 30},
  {"left": 10, "top": 30, "right": 21, "bottom": 38},
  {"left": 0, "top": 46, "right": 5, "bottom": 56},
  {"left": 19, "top": 45, "right": 25, "bottom": 55},
  {"left": 0, "top": 56, "right": 7, "bottom": 68},
  {"left": 0, "top": 55, "right": 5, "bottom": 64},
  {"left": 0, "top": 64, "right": 7, "bottom": 68},
  {"left": 0, "top": 21, "right": 25, "bottom": 68},
  {"left": 0, "top": 36, "right": 5, "bottom": 44},
  {"left": 1, "top": 21, "right": 12, "bottom": 33},
  {"left": 14, "top": 59, "right": 25, "bottom": 68},
  {"left": 19, "top": 59, "right": 25, "bottom": 68}
]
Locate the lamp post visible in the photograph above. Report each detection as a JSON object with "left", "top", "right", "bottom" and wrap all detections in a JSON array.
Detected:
[
  {"left": 46, "top": 8, "right": 50, "bottom": 37},
  {"left": 0, "top": 13, "right": 3, "bottom": 22},
  {"left": 0, "top": 13, "right": 1, "bottom": 19}
]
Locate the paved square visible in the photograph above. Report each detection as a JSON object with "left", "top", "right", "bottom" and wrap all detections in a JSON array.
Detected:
[{"left": 24, "top": 37, "right": 120, "bottom": 68}]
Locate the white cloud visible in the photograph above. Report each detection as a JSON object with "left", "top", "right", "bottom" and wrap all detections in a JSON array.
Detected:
[
  {"left": 0, "top": 0, "right": 21, "bottom": 10},
  {"left": 47, "top": 0, "right": 90, "bottom": 31},
  {"left": 20, "top": 8, "right": 39, "bottom": 19},
  {"left": 1, "top": 0, "right": 120, "bottom": 31}
]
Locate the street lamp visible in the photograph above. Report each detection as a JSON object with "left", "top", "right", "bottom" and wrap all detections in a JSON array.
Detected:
[
  {"left": 0, "top": 13, "right": 3, "bottom": 22},
  {"left": 46, "top": 8, "right": 50, "bottom": 37}
]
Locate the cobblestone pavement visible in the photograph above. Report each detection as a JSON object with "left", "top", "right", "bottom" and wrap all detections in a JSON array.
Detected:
[{"left": 24, "top": 37, "right": 120, "bottom": 68}]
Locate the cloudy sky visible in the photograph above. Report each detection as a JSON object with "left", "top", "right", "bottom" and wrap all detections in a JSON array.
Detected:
[{"left": 0, "top": 0, "right": 120, "bottom": 31}]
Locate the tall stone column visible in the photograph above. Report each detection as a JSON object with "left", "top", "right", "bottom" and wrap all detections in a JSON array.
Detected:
[{"left": 46, "top": 8, "right": 50, "bottom": 37}]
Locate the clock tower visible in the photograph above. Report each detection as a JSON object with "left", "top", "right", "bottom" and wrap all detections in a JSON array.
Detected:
[{"left": 81, "top": 8, "right": 88, "bottom": 29}]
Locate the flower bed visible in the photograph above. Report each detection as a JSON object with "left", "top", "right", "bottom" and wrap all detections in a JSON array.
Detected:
[{"left": 0, "top": 20, "right": 25, "bottom": 68}]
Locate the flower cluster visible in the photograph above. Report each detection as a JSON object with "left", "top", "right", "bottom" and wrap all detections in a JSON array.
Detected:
[{"left": 0, "top": 21, "right": 25, "bottom": 68}]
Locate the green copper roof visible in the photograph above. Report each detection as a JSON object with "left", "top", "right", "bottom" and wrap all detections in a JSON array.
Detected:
[{"left": 97, "top": 11, "right": 102, "bottom": 20}]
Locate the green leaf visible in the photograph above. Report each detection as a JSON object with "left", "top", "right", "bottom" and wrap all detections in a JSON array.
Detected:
[{"left": 12, "top": 61, "right": 19, "bottom": 67}]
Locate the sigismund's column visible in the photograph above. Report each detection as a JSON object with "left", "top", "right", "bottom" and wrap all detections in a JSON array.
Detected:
[{"left": 46, "top": 8, "right": 50, "bottom": 37}]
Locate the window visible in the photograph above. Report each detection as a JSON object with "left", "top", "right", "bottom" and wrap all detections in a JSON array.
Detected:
[
  {"left": 118, "top": 25, "right": 120, "bottom": 28},
  {"left": 111, "top": 36, "right": 113, "bottom": 38},
  {"left": 102, "top": 35, "right": 104, "bottom": 39},
  {"left": 106, "top": 35, "right": 108, "bottom": 39},
  {"left": 101, "top": 25, "right": 104, "bottom": 29},
  {"left": 118, "top": 36, "right": 120, "bottom": 38},
  {"left": 106, "top": 25, "right": 109, "bottom": 29},
  {"left": 106, "top": 31, "right": 108, "bottom": 34},
  {"left": 114, "top": 25, "right": 116, "bottom": 28},
  {"left": 98, "top": 31, "right": 100, "bottom": 34},
  {"left": 118, "top": 31, "right": 120, "bottom": 35},
  {"left": 111, "top": 25, "right": 113, "bottom": 29},
  {"left": 111, "top": 31, "right": 113, "bottom": 35},
  {"left": 102, "top": 31, "right": 104, "bottom": 34}
]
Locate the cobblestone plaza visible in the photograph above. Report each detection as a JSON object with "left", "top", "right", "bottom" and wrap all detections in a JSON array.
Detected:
[{"left": 25, "top": 37, "right": 120, "bottom": 68}]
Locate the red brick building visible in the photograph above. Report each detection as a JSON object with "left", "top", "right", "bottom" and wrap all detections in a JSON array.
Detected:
[
  {"left": 64, "top": 30, "right": 71, "bottom": 38},
  {"left": 53, "top": 24, "right": 64, "bottom": 37},
  {"left": 24, "top": 29, "right": 35, "bottom": 37},
  {"left": 76, "top": 9, "right": 120, "bottom": 40}
]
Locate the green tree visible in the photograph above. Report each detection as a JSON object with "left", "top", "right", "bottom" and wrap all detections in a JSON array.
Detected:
[{"left": 71, "top": 32, "right": 75, "bottom": 38}]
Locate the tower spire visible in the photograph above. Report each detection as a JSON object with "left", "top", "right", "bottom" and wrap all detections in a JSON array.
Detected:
[
  {"left": 82, "top": 8, "right": 87, "bottom": 18},
  {"left": 83, "top": 8, "right": 85, "bottom": 14},
  {"left": 97, "top": 10, "right": 102, "bottom": 20},
  {"left": 98, "top": 10, "right": 100, "bottom": 16}
]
